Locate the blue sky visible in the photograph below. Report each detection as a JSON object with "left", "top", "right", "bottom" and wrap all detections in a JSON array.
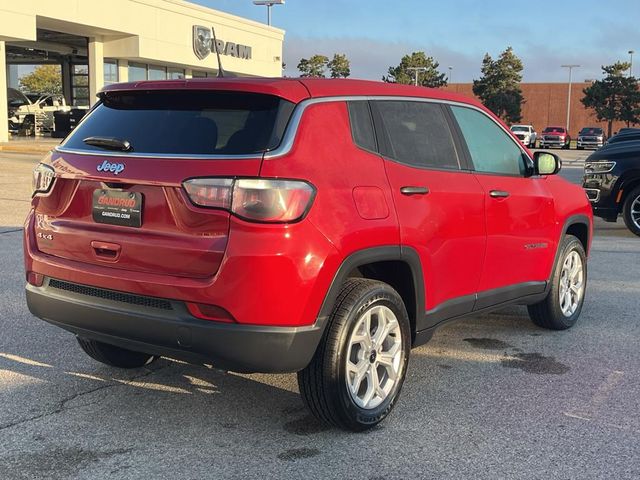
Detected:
[{"left": 196, "top": 0, "right": 640, "bottom": 82}]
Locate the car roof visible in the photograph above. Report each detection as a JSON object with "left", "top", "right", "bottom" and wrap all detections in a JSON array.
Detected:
[{"left": 100, "top": 77, "right": 484, "bottom": 109}]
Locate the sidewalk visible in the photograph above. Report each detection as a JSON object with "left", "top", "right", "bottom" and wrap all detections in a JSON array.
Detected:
[{"left": 0, "top": 137, "right": 61, "bottom": 155}]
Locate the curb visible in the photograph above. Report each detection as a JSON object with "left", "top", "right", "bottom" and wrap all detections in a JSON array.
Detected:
[{"left": 0, "top": 145, "right": 57, "bottom": 155}]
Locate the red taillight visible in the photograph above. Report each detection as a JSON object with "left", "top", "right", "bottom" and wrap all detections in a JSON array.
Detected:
[
  {"left": 32, "top": 163, "right": 55, "bottom": 196},
  {"left": 182, "top": 178, "right": 233, "bottom": 209},
  {"left": 186, "top": 302, "right": 235, "bottom": 323},
  {"left": 182, "top": 178, "right": 315, "bottom": 223}
]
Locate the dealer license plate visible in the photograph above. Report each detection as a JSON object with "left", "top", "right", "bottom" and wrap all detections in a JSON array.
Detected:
[{"left": 92, "top": 189, "right": 143, "bottom": 227}]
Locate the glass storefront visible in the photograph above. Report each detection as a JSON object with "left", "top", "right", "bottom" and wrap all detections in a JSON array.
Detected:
[
  {"left": 104, "top": 60, "right": 118, "bottom": 85},
  {"left": 168, "top": 68, "right": 185, "bottom": 79},
  {"left": 128, "top": 62, "right": 147, "bottom": 81},
  {"left": 72, "top": 64, "right": 89, "bottom": 106}
]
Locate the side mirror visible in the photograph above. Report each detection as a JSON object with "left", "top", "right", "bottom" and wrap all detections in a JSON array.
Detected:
[{"left": 533, "top": 151, "right": 561, "bottom": 175}]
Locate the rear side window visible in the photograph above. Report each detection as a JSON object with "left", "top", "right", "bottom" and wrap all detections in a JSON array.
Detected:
[
  {"left": 451, "top": 106, "right": 526, "bottom": 176},
  {"left": 372, "top": 101, "right": 460, "bottom": 170},
  {"left": 62, "top": 91, "right": 295, "bottom": 155},
  {"left": 347, "top": 101, "right": 377, "bottom": 152}
]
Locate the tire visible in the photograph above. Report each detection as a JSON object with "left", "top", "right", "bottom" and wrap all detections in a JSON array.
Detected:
[
  {"left": 622, "top": 186, "right": 640, "bottom": 237},
  {"left": 77, "top": 337, "right": 158, "bottom": 368},
  {"left": 527, "top": 235, "right": 587, "bottom": 330},
  {"left": 297, "top": 278, "right": 411, "bottom": 431}
]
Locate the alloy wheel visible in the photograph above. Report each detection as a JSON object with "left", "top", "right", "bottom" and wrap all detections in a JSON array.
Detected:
[
  {"left": 631, "top": 194, "right": 640, "bottom": 230},
  {"left": 558, "top": 250, "right": 584, "bottom": 317},
  {"left": 345, "top": 305, "right": 403, "bottom": 410}
]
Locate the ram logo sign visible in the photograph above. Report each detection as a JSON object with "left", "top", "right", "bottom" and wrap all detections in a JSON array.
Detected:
[{"left": 192, "top": 25, "right": 252, "bottom": 61}]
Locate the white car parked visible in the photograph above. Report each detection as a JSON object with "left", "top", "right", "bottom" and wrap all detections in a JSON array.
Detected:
[
  {"left": 7, "top": 87, "right": 71, "bottom": 133},
  {"left": 510, "top": 124, "right": 537, "bottom": 148}
]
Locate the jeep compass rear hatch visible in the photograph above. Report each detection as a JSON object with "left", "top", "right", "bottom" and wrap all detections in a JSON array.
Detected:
[{"left": 34, "top": 88, "right": 297, "bottom": 278}]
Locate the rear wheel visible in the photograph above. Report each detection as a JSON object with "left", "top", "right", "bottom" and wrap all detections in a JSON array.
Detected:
[
  {"left": 622, "top": 186, "right": 640, "bottom": 236},
  {"left": 298, "top": 278, "right": 411, "bottom": 431},
  {"left": 77, "top": 337, "right": 158, "bottom": 368},
  {"left": 528, "top": 235, "right": 587, "bottom": 330}
]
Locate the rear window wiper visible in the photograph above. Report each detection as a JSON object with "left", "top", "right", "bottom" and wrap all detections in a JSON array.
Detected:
[{"left": 83, "top": 136, "right": 132, "bottom": 151}]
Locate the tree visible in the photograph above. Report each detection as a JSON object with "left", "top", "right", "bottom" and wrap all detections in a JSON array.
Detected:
[
  {"left": 297, "top": 55, "right": 329, "bottom": 78},
  {"left": 19, "top": 65, "right": 62, "bottom": 95},
  {"left": 328, "top": 53, "right": 350, "bottom": 78},
  {"left": 472, "top": 47, "right": 524, "bottom": 124},
  {"left": 582, "top": 62, "right": 640, "bottom": 137},
  {"left": 383, "top": 51, "right": 447, "bottom": 87}
]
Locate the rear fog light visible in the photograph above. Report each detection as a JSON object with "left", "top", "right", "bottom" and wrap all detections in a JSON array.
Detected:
[{"left": 186, "top": 303, "right": 236, "bottom": 323}]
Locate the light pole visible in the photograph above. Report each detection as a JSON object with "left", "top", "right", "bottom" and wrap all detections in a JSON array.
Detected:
[
  {"left": 253, "top": 0, "right": 285, "bottom": 26},
  {"left": 448, "top": 66, "right": 453, "bottom": 83},
  {"left": 407, "top": 67, "right": 427, "bottom": 86},
  {"left": 629, "top": 50, "right": 635, "bottom": 77},
  {"left": 561, "top": 64, "right": 580, "bottom": 135}
]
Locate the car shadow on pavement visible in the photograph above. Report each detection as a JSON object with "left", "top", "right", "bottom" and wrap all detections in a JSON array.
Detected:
[{"left": 0, "top": 304, "right": 545, "bottom": 437}]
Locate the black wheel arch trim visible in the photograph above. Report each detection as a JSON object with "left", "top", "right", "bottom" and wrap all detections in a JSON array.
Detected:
[
  {"left": 315, "top": 245, "right": 425, "bottom": 341},
  {"left": 557, "top": 214, "right": 591, "bottom": 258}
]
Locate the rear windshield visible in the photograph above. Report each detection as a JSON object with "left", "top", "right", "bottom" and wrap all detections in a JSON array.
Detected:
[
  {"left": 579, "top": 128, "right": 603, "bottom": 135},
  {"left": 62, "top": 90, "right": 295, "bottom": 155},
  {"left": 511, "top": 126, "right": 528, "bottom": 132}
]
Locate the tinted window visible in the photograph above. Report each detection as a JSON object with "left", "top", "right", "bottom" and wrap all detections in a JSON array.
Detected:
[
  {"left": 347, "top": 101, "right": 377, "bottom": 152},
  {"left": 451, "top": 106, "right": 525, "bottom": 176},
  {"left": 579, "top": 128, "right": 603, "bottom": 135},
  {"left": 373, "top": 101, "right": 460, "bottom": 170},
  {"left": 62, "top": 91, "right": 295, "bottom": 155}
]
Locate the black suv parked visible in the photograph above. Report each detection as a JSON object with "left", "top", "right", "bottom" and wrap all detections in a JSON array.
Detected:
[
  {"left": 607, "top": 129, "right": 640, "bottom": 146},
  {"left": 583, "top": 140, "right": 640, "bottom": 236}
]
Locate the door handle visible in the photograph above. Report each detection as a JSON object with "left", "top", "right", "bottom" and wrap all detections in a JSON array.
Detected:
[
  {"left": 91, "top": 241, "right": 121, "bottom": 262},
  {"left": 489, "top": 190, "right": 510, "bottom": 198},
  {"left": 400, "top": 186, "right": 429, "bottom": 195}
]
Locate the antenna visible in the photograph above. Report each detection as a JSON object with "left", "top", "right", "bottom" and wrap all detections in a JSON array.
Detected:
[{"left": 211, "top": 26, "right": 225, "bottom": 78}]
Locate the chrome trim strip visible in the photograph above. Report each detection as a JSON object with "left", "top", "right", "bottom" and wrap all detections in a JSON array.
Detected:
[
  {"left": 265, "top": 95, "right": 531, "bottom": 160},
  {"left": 584, "top": 188, "right": 601, "bottom": 203}
]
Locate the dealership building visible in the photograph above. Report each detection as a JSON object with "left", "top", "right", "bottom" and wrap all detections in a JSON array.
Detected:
[{"left": 0, "top": 0, "right": 285, "bottom": 141}]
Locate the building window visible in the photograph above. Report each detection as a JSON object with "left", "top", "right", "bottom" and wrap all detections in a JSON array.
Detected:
[
  {"left": 192, "top": 70, "right": 209, "bottom": 78},
  {"left": 72, "top": 64, "right": 89, "bottom": 106},
  {"left": 104, "top": 60, "right": 118, "bottom": 85},
  {"left": 168, "top": 68, "right": 185, "bottom": 79},
  {"left": 148, "top": 65, "right": 167, "bottom": 80},
  {"left": 129, "top": 62, "right": 147, "bottom": 81}
]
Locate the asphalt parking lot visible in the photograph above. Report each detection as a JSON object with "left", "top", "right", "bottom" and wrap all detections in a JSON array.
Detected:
[{"left": 1, "top": 150, "right": 639, "bottom": 479}]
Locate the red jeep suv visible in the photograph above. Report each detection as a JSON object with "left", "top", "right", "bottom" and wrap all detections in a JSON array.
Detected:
[{"left": 24, "top": 78, "right": 592, "bottom": 431}]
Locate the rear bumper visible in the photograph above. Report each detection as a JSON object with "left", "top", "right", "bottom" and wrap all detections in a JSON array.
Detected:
[{"left": 26, "top": 278, "right": 323, "bottom": 373}]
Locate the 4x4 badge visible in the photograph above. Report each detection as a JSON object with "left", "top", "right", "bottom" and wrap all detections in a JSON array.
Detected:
[{"left": 97, "top": 160, "right": 125, "bottom": 175}]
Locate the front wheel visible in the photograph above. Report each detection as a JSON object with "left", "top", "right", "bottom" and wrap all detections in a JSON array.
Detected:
[
  {"left": 528, "top": 235, "right": 587, "bottom": 330},
  {"left": 298, "top": 278, "right": 411, "bottom": 431},
  {"left": 622, "top": 186, "right": 640, "bottom": 236}
]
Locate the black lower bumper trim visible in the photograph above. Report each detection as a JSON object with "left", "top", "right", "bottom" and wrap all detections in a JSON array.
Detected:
[{"left": 26, "top": 282, "right": 322, "bottom": 373}]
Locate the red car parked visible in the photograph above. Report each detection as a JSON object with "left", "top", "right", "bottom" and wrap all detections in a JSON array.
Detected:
[{"left": 25, "top": 78, "right": 592, "bottom": 431}]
